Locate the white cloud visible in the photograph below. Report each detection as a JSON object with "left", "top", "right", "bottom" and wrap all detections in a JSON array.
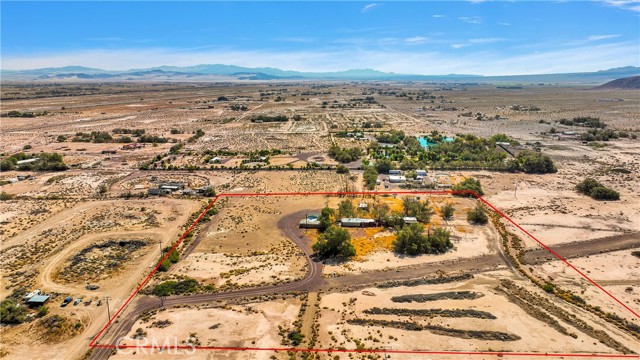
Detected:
[
  {"left": 405, "top": 36, "right": 428, "bottom": 44},
  {"left": 469, "top": 37, "right": 505, "bottom": 44},
  {"left": 450, "top": 43, "right": 470, "bottom": 49},
  {"left": 458, "top": 16, "right": 483, "bottom": 24},
  {"left": 361, "top": 3, "right": 379, "bottom": 13},
  {"left": 498, "top": 22, "right": 511, "bottom": 26},
  {"left": 602, "top": 0, "right": 640, "bottom": 12},
  {"left": 274, "top": 37, "right": 316, "bottom": 43},
  {"left": 587, "top": 34, "right": 621, "bottom": 41},
  {"left": 432, "top": 14, "right": 445, "bottom": 18},
  {"left": 2, "top": 41, "right": 638, "bottom": 76}
]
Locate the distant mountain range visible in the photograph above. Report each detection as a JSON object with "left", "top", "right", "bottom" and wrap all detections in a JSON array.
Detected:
[{"left": 1, "top": 64, "right": 639, "bottom": 84}]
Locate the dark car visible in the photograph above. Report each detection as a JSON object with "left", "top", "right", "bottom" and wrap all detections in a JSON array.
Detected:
[{"left": 61, "top": 296, "right": 73, "bottom": 307}]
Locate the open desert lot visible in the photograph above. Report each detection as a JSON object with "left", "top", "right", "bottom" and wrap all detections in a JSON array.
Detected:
[{"left": 1, "top": 81, "right": 639, "bottom": 360}]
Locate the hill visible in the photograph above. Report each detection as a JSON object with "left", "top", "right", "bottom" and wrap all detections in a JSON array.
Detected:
[{"left": 595, "top": 76, "right": 640, "bottom": 90}]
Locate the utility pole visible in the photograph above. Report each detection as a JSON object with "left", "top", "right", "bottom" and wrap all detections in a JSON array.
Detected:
[
  {"left": 514, "top": 180, "right": 518, "bottom": 199},
  {"left": 159, "top": 239, "right": 163, "bottom": 257},
  {"left": 104, "top": 296, "right": 111, "bottom": 320}
]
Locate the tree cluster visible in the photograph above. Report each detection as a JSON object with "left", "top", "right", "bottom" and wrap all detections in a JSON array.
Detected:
[
  {"left": 393, "top": 223, "right": 453, "bottom": 255},
  {"left": 452, "top": 177, "right": 484, "bottom": 196},
  {"left": 576, "top": 178, "right": 620, "bottom": 201},
  {"left": 328, "top": 144, "right": 363, "bottom": 163},
  {"left": 402, "top": 197, "right": 433, "bottom": 223},
  {"left": 250, "top": 114, "right": 288, "bottom": 122},
  {"left": 0, "top": 152, "right": 68, "bottom": 172},
  {"left": 363, "top": 166, "right": 378, "bottom": 190},
  {"left": 512, "top": 150, "right": 557, "bottom": 174},
  {"left": 559, "top": 117, "right": 606, "bottom": 129},
  {"left": 312, "top": 225, "right": 356, "bottom": 259},
  {"left": 375, "top": 130, "right": 405, "bottom": 144}
]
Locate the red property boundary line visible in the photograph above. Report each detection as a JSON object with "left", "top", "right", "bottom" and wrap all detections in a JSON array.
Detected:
[{"left": 88, "top": 190, "right": 640, "bottom": 358}]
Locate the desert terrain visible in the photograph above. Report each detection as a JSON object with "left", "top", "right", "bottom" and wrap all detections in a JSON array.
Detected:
[{"left": 1, "top": 82, "right": 638, "bottom": 360}]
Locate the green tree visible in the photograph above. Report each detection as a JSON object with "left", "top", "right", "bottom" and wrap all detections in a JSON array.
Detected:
[
  {"left": 338, "top": 199, "right": 355, "bottom": 218},
  {"left": 452, "top": 177, "right": 484, "bottom": 196},
  {"left": 374, "top": 159, "right": 394, "bottom": 174},
  {"left": 0, "top": 299, "right": 27, "bottom": 324},
  {"left": 467, "top": 204, "right": 488, "bottom": 225},
  {"left": 402, "top": 197, "right": 433, "bottom": 223},
  {"left": 370, "top": 201, "right": 391, "bottom": 224},
  {"left": 312, "top": 226, "right": 355, "bottom": 259},
  {"left": 393, "top": 223, "right": 453, "bottom": 255},
  {"left": 363, "top": 166, "right": 378, "bottom": 190},
  {"left": 428, "top": 227, "right": 454, "bottom": 254},
  {"left": 318, "top": 206, "right": 335, "bottom": 232},
  {"left": 515, "top": 150, "right": 557, "bottom": 174},
  {"left": 441, "top": 203, "right": 455, "bottom": 221}
]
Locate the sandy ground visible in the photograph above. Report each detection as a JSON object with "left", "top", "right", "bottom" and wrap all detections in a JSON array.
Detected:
[
  {"left": 316, "top": 270, "right": 640, "bottom": 354},
  {"left": 533, "top": 249, "right": 640, "bottom": 323},
  {"left": 111, "top": 298, "right": 301, "bottom": 360},
  {"left": 0, "top": 198, "right": 202, "bottom": 360},
  {"left": 1, "top": 84, "right": 639, "bottom": 360},
  {"left": 169, "top": 196, "right": 327, "bottom": 288}
]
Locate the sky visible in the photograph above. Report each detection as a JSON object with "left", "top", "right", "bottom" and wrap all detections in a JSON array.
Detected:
[{"left": 1, "top": 1, "right": 639, "bottom": 75}]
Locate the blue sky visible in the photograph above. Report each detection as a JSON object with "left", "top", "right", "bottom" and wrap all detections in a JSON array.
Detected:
[{"left": 2, "top": 1, "right": 639, "bottom": 75}]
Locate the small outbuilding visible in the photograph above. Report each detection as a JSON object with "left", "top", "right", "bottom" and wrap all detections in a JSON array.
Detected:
[
  {"left": 299, "top": 218, "right": 322, "bottom": 229},
  {"left": 27, "top": 294, "right": 50, "bottom": 307},
  {"left": 388, "top": 169, "right": 402, "bottom": 175},
  {"left": 402, "top": 216, "right": 418, "bottom": 224},
  {"left": 416, "top": 169, "right": 427, "bottom": 177},
  {"left": 389, "top": 175, "right": 406, "bottom": 183}
]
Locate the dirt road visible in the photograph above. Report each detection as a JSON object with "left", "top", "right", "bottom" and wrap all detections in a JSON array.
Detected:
[{"left": 89, "top": 216, "right": 640, "bottom": 359}]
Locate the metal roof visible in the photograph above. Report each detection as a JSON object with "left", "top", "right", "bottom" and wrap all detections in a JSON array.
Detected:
[{"left": 27, "top": 295, "right": 50, "bottom": 303}]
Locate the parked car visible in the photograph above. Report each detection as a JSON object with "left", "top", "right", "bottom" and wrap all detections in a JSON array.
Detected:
[
  {"left": 73, "top": 298, "right": 83, "bottom": 306},
  {"left": 61, "top": 297, "right": 73, "bottom": 307}
]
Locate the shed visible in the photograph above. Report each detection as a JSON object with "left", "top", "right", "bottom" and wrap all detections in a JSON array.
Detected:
[
  {"left": 340, "top": 218, "right": 376, "bottom": 228},
  {"left": 416, "top": 169, "right": 427, "bottom": 177},
  {"left": 403, "top": 217, "right": 418, "bottom": 224},
  {"left": 147, "top": 188, "right": 162, "bottom": 196},
  {"left": 358, "top": 203, "right": 368, "bottom": 210},
  {"left": 27, "top": 294, "right": 50, "bottom": 307},
  {"left": 388, "top": 169, "right": 402, "bottom": 175}
]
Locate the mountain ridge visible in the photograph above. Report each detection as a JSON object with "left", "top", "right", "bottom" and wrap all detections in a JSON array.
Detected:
[{"left": 2, "top": 65, "right": 639, "bottom": 84}]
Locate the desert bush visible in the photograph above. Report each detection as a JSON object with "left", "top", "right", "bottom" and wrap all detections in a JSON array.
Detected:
[
  {"left": 441, "top": 203, "right": 455, "bottom": 220},
  {"left": 576, "top": 178, "right": 620, "bottom": 201},
  {"left": 467, "top": 205, "right": 488, "bottom": 225}
]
